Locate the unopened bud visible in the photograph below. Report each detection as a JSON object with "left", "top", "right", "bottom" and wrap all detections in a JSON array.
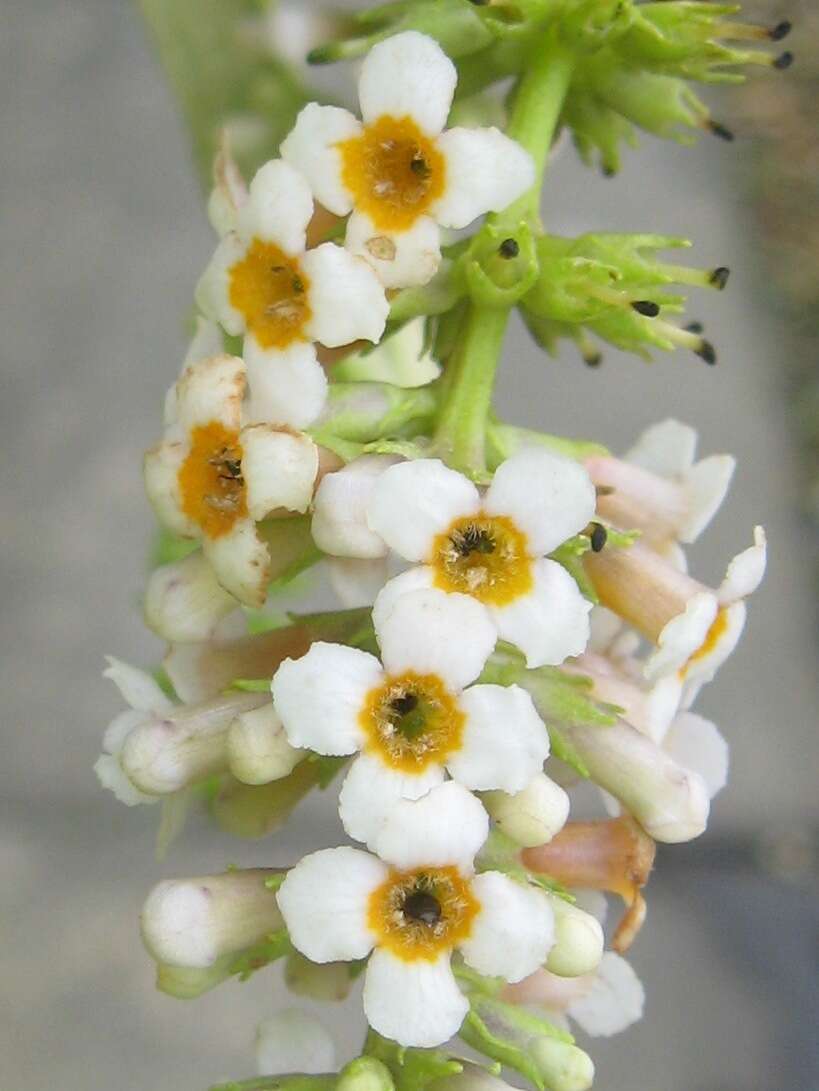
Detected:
[
  {"left": 256, "top": 1010, "right": 336, "bottom": 1077},
  {"left": 141, "top": 868, "right": 283, "bottom": 968},
  {"left": 530, "top": 1038, "right": 595, "bottom": 1091},
  {"left": 483, "top": 775, "right": 570, "bottom": 848},
  {"left": 337, "top": 1057, "right": 395, "bottom": 1091},
  {"left": 211, "top": 759, "right": 322, "bottom": 838},
  {"left": 285, "top": 950, "right": 354, "bottom": 1002},
  {"left": 544, "top": 895, "right": 604, "bottom": 978},
  {"left": 145, "top": 551, "right": 238, "bottom": 643},
  {"left": 228, "top": 703, "right": 304, "bottom": 785}
]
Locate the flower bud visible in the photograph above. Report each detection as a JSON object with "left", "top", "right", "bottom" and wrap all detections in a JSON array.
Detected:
[
  {"left": 543, "top": 896, "right": 604, "bottom": 978},
  {"left": 144, "top": 551, "right": 238, "bottom": 643},
  {"left": 285, "top": 950, "right": 354, "bottom": 1003},
  {"left": 337, "top": 1057, "right": 395, "bottom": 1091},
  {"left": 155, "top": 958, "right": 233, "bottom": 999},
  {"left": 529, "top": 1038, "right": 595, "bottom": 1091},
  {"left": 483, "top": 774, "right": 570, "bottom": 848},
  {"left": 121, "top": 691, "right": 266, "bottom": 795},
  {"left": 211, "top": 760, "right": 323, "bottom": 839},
  {"left": 228, "top": 703, "right": 304, "bottom": 785},
  {"left": 141, "top": 868, "right": 283, "bottom": 968},
  {"left": 256, "top": 1009, "right": 336, "bottom": 1077}
]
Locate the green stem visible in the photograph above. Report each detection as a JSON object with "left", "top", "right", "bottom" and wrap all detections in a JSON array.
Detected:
[{"left": 435, "top": 34, "right": 575, "bottom": 474}]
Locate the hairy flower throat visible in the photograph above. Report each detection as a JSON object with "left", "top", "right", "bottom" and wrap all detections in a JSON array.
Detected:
[
  {"left": 228, "top": 239, "right": 312, "bottom": 349},
  {"left": 178, "top": 422, "right": 247, "bottom": 537},
  {"left": 359, "top": 671, "right": 464, "bottom": 772},
  {"left": 367, "top": 865, "right": 478, "bottom": 961},
  {"left": 431, "top": 514, "right": 534, "bottom": 605}
]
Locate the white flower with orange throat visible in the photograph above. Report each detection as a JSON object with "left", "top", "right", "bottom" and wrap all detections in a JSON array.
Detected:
[
  {"left": 365, "top": 450, "right": 597, "bottom": 669},
  {"left": 280, "top": 30, "right": 535, "bottom": 289},
  {"left": 196, "top": 157, "right": 389, "bottom": 428},
  {"left": 144, "top": 350, "right": 321, "bottom": 607},
  {"left": 277, "top": 782, "right": 555, "bottom": 1048},
  {"left": 272, "top": 585, "right": 550, "bottom": 847}
]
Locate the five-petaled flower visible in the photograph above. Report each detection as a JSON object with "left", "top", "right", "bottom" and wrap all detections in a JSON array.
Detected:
[
  {"left": 273, "top": 585, "right": 550, "bottom": 847},
  {"left": 144, "top": 352, "right": 319, "bottom": 606},
  {"left": 366, "top": 450, "right": 597, "bottom": 668},
  {"left": 277, "top": 782, "right": 555, "bottom": 1048},
  {"left": 196, "top": 158, "right": 389, "bottom": 428},
  {"left": 281, "top": 30, "right": 535, "bottom": 288}
]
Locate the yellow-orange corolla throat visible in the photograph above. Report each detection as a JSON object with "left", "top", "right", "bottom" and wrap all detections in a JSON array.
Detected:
[
  {"left": 367, "top": 865, "right": 479, "bottom": 961},
  {"left": 179, "top": 421, "right": 247, "bottom": 538},
  {"left": 228, "top": 239, "right": 312, "bottom": 349},
  {"left": 683, "top": 607, "right": 730, "bottom": 674},
  {"left": 431, "top": 514, "right": 534, "bottom": 606},
  {"left": 359, "top": 671, "right": 464, "bottom": 773},
  {"left": 338, "top": 115, "right": 446, "bottom": 233}
]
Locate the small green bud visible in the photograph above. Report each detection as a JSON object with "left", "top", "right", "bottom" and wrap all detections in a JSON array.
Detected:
[
  {"left": 529, "top": 1038, "right": 595, "bottom": 1091},
  {"left": 336, "top": 1057, "right": 395, "bottom": 1091}
]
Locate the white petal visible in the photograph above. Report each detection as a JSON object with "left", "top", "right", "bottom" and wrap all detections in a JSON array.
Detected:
[
  {"left": 663, "top": 712, "right": 728, "bottom": 799},
  {"left": 277, "top": 847, "right": 387, "bottom": 963},
  {"left": 328, "top": 557, "right": 390, "bottom": 608},
  {"left": 202, "top": 518, "right": 271, "bottom": 608},
  {"left": 625, "top": 419, "right": 697, "bottom": 477},
  {"left": 312, "top": 455, "right": 401, "bottom": 559},
  {"left": 339, "top": 754, "right": 445, "bottom": 849},
  {"left": 679, "top": 454, "right": 735, "bottom": 542},
  {"left": 144, "top": 552, "right": 240, "bottom": 644},
  {"left": 484, "top": 450, "right": 596, "bottom": 557},
  {"left": 236, "top": 159, "right": 314, "bottom": 255},
  {"left": 195, "top": 233, "right": 247, "bottom": 336},
  {"left": 358, "top": 31, "right": 456, "bottom": 137},
  {"left": 302, "top": 243, "right": 388, "bottom": 347},
  {"left": 433, "top": 127, "right": 535, "bottom": 229},
  {"left": 373, "top": 781, "right": 488, "bottom": 873},
  {"left": 175, "top": 354, "right": 245, "bottom": 433},
  {"left": 567, "top": 953, "right": 645, "bottom": 1038},
  {"left": 245, "top": 338, "right": 328, "bottom": 429},
  {"left": 103, "top": 656, "right": 173, "bottom": 715},
  {"left": 490, "top": 558, "right": 592, "bottom": 669},
  {"left": 207, "top": 137, "right": 247, "bottom": 238},
  {"left": 447, "top": 684, "right": 549, "bottom": 793},
  {"left": 346, "top": 210, "right": 441, "bottom": 289},
  {"left": 144, "top": 441, "right": 199, "bottom": 538},
  {"left": 371, "top": 566, "right": 435, "bottom": 633},
  {"left": 377, "top": 587, "right": 496, "bottom": 692},
  {"left": 718, "top": 526, "right": 767, "bottom": 604},
  {"left": 281, "top": 103, "right": 361, "bottom": 216},
  {"left": 240, "top": 425, "right": 318, "bottom": 518},
  {"left": 94, "top": 753, "right": 157, "bottom": 807},
  {"left": 645, "top": 591, "right": 718, "bottom": 681},
  {"left": 460, "top": 872, "right": 554, "bottom": 983},
  {"left": 363, "top": 950, "right": 468, "bottom": 1048},
  {"left": 184, "top": 317, "right": 225, "bottom": 368},
  {"left": 367, "top": 459, "right": 481, "bottom": 562},
  {"left": 256, "top": 1010, "right": 336, "bottom": 1077},
  {"left": 272, "top": 642, "right": 382, "bottom": 755}
]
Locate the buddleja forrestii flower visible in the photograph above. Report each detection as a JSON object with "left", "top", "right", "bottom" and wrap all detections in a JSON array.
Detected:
[{"left": 98, "top": 3, "right": 787, "bottom": 1088}]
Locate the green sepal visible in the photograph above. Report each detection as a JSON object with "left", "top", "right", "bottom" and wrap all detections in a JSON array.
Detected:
[
  {"left": 229, "top": 927, "right": 292, "bottom": 982},
  {"left": 487, "top": 421, "right": 608, "bottom": 467},
  {"left": 311, "top": 383, "right": 438, "bottom": 450},
  {"left": 228, "top": 678, "right": 271, "bottom": 693},
  {"left": 307, "top": 753, "right": 350, "bottom": 790},
  {"left": 149, "top": 526, "right": 198, "bottom": 569},
  {"left": 463, "top": 222, "right": 540, "bottom": 307},
  {"left": 364, "top": 1031, "right": 463, "bottom": 1091},
  {"left": 263, "top": 873, "right": 286, "bottom": 894}
]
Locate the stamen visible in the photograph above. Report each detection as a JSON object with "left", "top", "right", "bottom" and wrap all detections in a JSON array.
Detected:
[
  {"left": 402, "top": 890, "right": 442, "bottom": 926},
  {"left": 450, "top": 524, "right": 496, "bottom": 558},
  {"left": 707, "top": 119, "right": 735, "bottom": 142},
  {"left": 410, "top": 154, "right": 431, "bottom": 179},
  {"left": 499, "top": 238, "right": 520, "bottom": 259},
  {"left": 773, "top": 51, "right": 794, "bottom": 69},
  {"left": 708, "top": 267, "right": 730, "bottom": 290},
  {"left": 770, "top": 20, "right": 792, "bottom": 41},
  {"left": 589, "top": 523, "right": 608, "bottom": 553},
  {"left": 631, "top": 300, "right": 660, "bottom": 317},
  {"left": 390, "top": 693, "right": 419, "bottom": 718}
]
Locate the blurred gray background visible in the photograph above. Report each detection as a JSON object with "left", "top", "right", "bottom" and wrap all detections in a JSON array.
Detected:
[{"left": 1, "top": 2, "right": 817, "bottom": 1089}]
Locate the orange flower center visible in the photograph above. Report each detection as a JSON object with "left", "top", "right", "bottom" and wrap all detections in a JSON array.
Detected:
[
  {"left": 338, "top": 115, "right": 446, "bottom": 233},
  {"left": 682, "top": 607, "right": 730, "bottom": 675},
  {"left": 431, "top": 514, "right": 534, "bottom": 606},
  {"left": 359, "top": 671, "right": 464, "bottom": 773},
  {"left": 367, "top": 865, "right": 479, "bottom": 962},
  {"left": 228, "top": 240, "right": 311, "bottom": 349},
  {"left": 178, "top": 421, "right": 247, "bottom": 538}
]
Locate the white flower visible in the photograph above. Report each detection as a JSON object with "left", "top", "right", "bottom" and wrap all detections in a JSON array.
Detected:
[
  {"left": 196, "top": 158, "right": 388, "bottom": 427},
  {"left": 144, "top": 352, "right": 320, "bottom": 606},
  {"left": 281, "top": 31, "right": 535, "bottom": 288},
  {"left": 277, "top": 782, "right": 555, "bottom": 1048},
  {"left": 311, "top": 454, "right": 400, "bottom": 559},
  {"left": 256, "top": 1010, "right": 336, "bottom": 1077},
  {"left": 273, "top": 586, "right": 550, "bottom": 847},
  {"left": 367, "top": 451, "right": 597, "bottom": 668},
  {"left": 505, "top": 952, "right": 645, "bottom": 1038},
  {"left": 144, "top": 551, "right": 241, "bottom": 645}
]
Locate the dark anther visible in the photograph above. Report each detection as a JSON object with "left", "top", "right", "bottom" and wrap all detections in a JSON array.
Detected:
[
  {"left": 696, "top": 339, "right": 717, "bottom": 366},
  {"left": 390, "top": 693, "right": 419, "bottom": 718},
  {"left": 709, "top": 267, "right": 730, "bottom": 290},
  {"left": 631, "top": 300, "right": 660, "bottom": 317},
  {"left": 770, "top": 20, "right": 792, "bottom": 41},
  {"left": 452, "top": 525, "right": 495, "bottom": 557},
  {"left": 602, "top": 165, "right": 617, "bottom": 178},
  {"left": 468, "top": 0, "right": 490, "bottom": 5},
  {"left": 773, "top": 51, "right": 794, "bottom": 70},
  {"left": 584, "top": 351, "right": 603, "bottom": 368},
  {"left": 499, "top": 238, "right": 520, "bottom": 259},
  {"left": 708, "top": 120, "right": 735, "bottom": 142},
  {"left": 291, "top": 275, "right": 305, "bottom": 294},
  {"left": 410, "top": 155, "right": 431, "bottom": 178},
  {"left": 403, "top": 890, "right": 442, "bottom": 926},
  {"left": 590, "top": 523, "right": 608, "bottom": 553},
  {"left": 685, "top": 321, "right": 704, "bottom": 334}
]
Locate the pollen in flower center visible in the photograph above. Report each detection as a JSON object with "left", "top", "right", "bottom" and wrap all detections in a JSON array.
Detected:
[
  {"left": 359, "top": 671, "right": 464, "bottom": 771},
  {"left": 367, "top": 866, "right": 479, "bottom": 961},
  {"left": 431, "top": 514, "right": 534, "bottom": 606},
  {"left": 338, "top": 115, "right": 446, "bottom": 233},
  {"left": 178, "top": 421, "right": 247, "bottom": 538},
  {"left": 228, "top": 239, "right": 312, "bottom": 349}
]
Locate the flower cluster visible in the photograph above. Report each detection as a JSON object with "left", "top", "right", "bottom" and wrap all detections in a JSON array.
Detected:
[{"left": 96, "top": 7, "right": 781, "bottom": 1091}]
